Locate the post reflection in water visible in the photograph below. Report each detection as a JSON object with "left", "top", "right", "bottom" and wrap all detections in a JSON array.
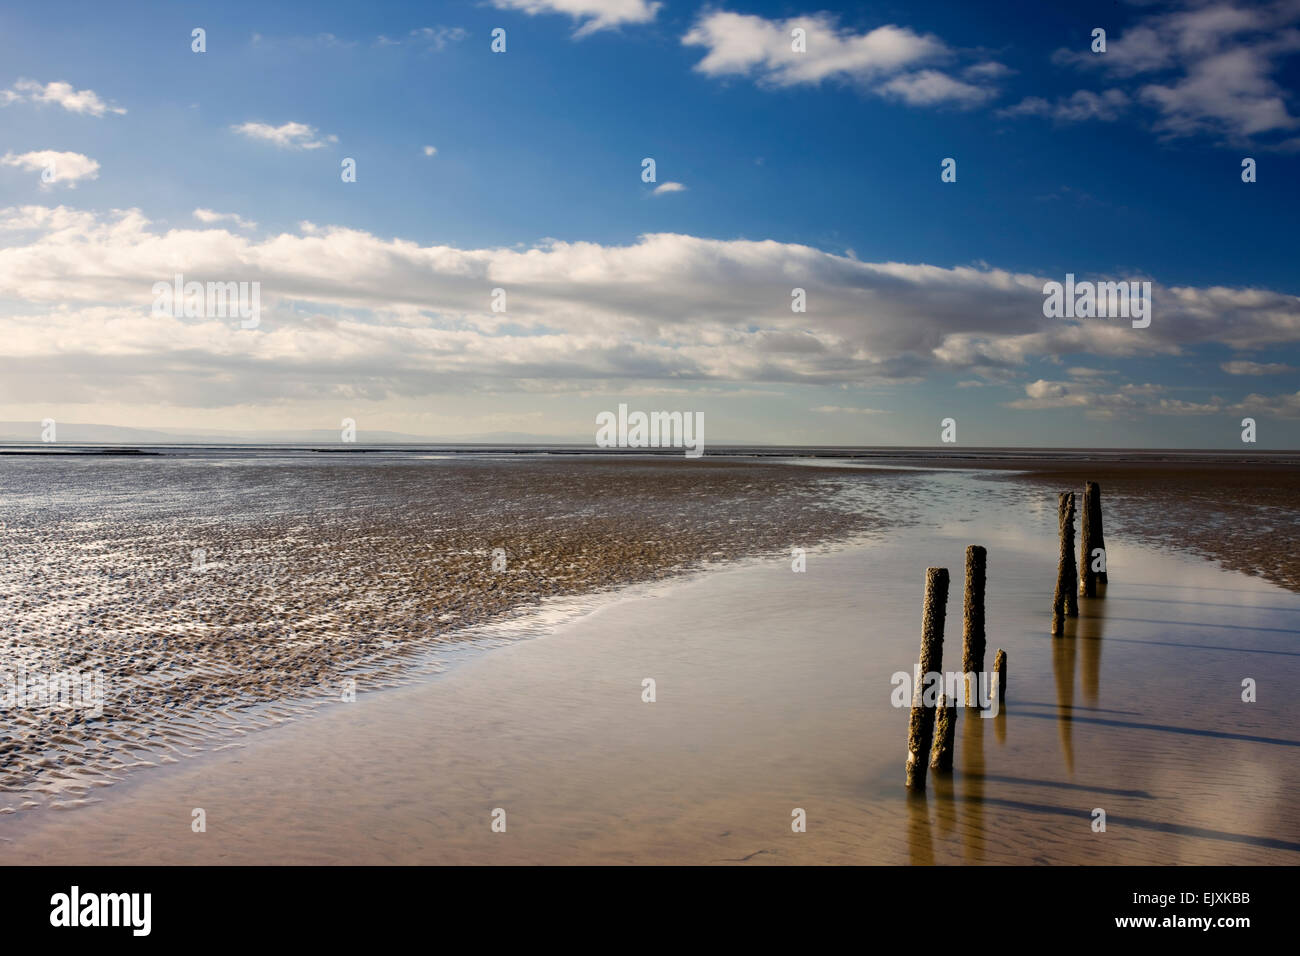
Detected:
[
  {"left": 1077, "top": 588, "right": 1108, "bottom": 705},
  {"left": 906, "top": 790, "right": 934, "bottom": 866},
  {"left": 1052, "top": 630, "right": 1079, "bottom": 773},
  {"left": 901, "top": 705, "right": 996, "bottom": 865},
  {"left": 961, "top": 709, "right": 987, "bottom": 862},
  {"left": 1052, "top": 593, "right": 1110, "bottom": 772},
  {"left": 932, "top": 772, "right": 958, "bottom": 840}
]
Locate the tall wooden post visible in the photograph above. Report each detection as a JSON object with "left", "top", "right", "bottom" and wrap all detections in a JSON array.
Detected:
[
  {"left": 906, "top": 567, "right": 949, "bottom": 790},
  {"left": 1052, "top": 492, "right": 1078, "bottom": 635},
  {"left": 1093, "top": 481, "right": 1107, "bottom": 584},
  {"left": 929, "top": 692, "right": 957, "bottom": 772},
  {"left": 961, "top": 545, "right": 987, "bottom": 706},
  {"left": 1079, "top": 481, "right": 1106, "bottom": 597}
]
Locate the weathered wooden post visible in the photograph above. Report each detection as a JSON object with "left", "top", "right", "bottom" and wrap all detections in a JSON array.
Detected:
[
  {"left": 1079, "top": 482, "right": 1095, "bottom": 597},
  {"left": 1065, "top": 498, "right": 1079, "bottom": 619},
  {"left": 994, "top": 648, "right": 1007, "bottom": 704},
  {"left": 1052, "top": 492, "right": 1078, "bottom": 635},
  {"left": 929, "top": 692, "right": 957, "bottom": 772},
  {"left": 1079, "top": 481, "right": 1106, "bottom": 596},
  {"left": 961, "top": 545, "right": 986, "bottom": 706},
  {"left": 1092, "top": 481, "right": 1108, "bottom": 585},
  {"left": 906, "top": 567, "right": 949, "bottom": 790}
]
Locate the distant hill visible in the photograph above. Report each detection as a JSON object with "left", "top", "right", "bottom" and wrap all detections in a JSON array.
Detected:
[{"left": 0, "top": 422, "right": 580, "bottom": 445}]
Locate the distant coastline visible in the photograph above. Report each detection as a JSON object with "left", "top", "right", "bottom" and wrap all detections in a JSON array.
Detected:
[{"left": 0, "top": 440, "right": 1298, "bottom": 466}]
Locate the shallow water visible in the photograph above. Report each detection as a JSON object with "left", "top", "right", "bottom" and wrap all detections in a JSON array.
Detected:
[{"left": 2, "top": 466, "right": 1295, "bottom": 863}]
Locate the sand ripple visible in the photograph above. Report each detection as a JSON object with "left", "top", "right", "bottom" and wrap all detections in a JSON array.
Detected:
[{"left": 0, "top": 455, "right": 910, "bottom": 814}]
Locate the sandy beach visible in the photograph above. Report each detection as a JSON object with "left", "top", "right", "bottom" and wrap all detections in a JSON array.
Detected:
[
  {"left": 1, "top": 451, "right": 1297, "bottom": 864},
  {"left": 0, "top": 453, "right": 897, "bottom": 815}
]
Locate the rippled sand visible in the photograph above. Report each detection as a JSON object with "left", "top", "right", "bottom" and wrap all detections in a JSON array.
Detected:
[{"left": 0, "top": 454, "right": 909, "bottom": 813}]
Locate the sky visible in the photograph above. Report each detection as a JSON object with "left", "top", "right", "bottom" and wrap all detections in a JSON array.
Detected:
[{"left": 0, "top": 0, "right": 1298, "bottom": 447}]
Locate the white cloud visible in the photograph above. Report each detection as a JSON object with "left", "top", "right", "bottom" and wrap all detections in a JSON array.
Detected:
[
  {"left": 878, "top": 69, "right": 995, "bottom": 106},
  {"left": 252, "top": 32, "right": 356, "bottom": 51},
  {"left": 812, "top": 405, "right": 885, "bottom": 414},
  {"left": 1004, "top": 373, "right": 1300, "bottom": 419},
  {"left": 964, "top": 61, "right": 1013, "bottom": 80},
  {"left": 1221, "top": 359, "right": 1295, "bottom": 375},
  {"left": 405, "top": 26, "right": 469, "bottom": 49},
  {"left": 423, "top": 145, "right": 438, "bottom": 157},
  {"left": 255, "top": 27, "right": 467, "bottom": 52},
  {"left": 1140, "top": 42, "right": 1300, "bottom": 138},
  {"left": 652, "top": 181, "right": 686, "bottom": 195},
  {"left": 1237, "top": 390, "right": 1300, "bottom": 417},
  {"left": 232, "top": 121, "right": 338, "bottom": 150},
  {"left": 1049, "top": 1, "right": 1300, "bottom": 143},
  {"left": 0, "top": 205, "right": 1295, "bottom": 411},
  {"left": 0, "top": 151, "right": 100, "bottom": 188},
  {"left": 489, "top": 0, "right": 661, "bottom": 37},
  {"left": 682, "top": 11, "right": 1003, "bottom": 107},
  {"left": 193, "top": 208, "right": 257, "bottom": 230},
  {"left": 0, "top": 79, "right": 125, "bottom": 116},
  {"left": 1006, "top": 379, "right": 1225, "bottom": 417},
  {"left": 1000, "top": 89, "right": 1129, "bottom": 122}
]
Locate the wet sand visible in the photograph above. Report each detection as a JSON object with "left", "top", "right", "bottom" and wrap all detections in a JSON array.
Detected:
[
  {"left": 2, "top": 465, "right": 1296, "bottom": 864},
  {"left": 801, "top": 451, "right": 1300, "bottom": 593},
  {"left": 1005, "top": 460, "right": 1300, "bottom": 594},
  {"left": 0, "top": 455, "right": 901, "bottom": 813}
]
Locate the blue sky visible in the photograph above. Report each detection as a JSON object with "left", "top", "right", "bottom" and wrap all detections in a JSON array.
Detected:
[{"left": 0, "top": 0, "right": 1297, "bottom": 446}]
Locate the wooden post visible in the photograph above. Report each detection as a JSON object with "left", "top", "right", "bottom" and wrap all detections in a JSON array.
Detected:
[
  {"left": 1079, "top": 481, "right": 1103, "bottom": 597},
  {"left": 1093, "top": 481, "right": 1108, "bottom": 584},
  {"left": 961, "top": 545, "right": 987, "bottom": 706},
  {"left": 994, "top": 648, "right": 1007, "bottom": 704},
  {"left": 906, "top": 567, "right": 949, "bottom": 790},
  {"left": 1052, "top": 492, "right": 1078, "bottom": 635},
  {"left": 929, "top": 692, "right": 957, "bottom": 772}
]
